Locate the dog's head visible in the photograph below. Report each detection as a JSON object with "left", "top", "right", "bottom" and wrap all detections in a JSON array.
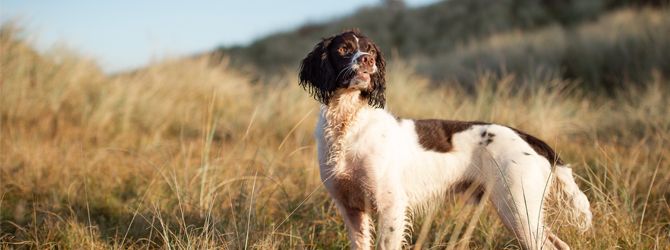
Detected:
[{"left": 299, "top": 28, "right": 386, "bottom": 108}]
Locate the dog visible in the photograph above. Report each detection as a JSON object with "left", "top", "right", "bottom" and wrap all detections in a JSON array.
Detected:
[{"left": 298, "top": 29, "right": 591, "bottom": 250}]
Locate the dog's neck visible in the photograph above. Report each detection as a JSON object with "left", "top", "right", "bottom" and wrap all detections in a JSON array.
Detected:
[{"left": 323, "top": 89, "right": 370, "bottom": 164}]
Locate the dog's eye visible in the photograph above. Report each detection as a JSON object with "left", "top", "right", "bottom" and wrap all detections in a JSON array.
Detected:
[
  {"left": 338, "top": 47, "right": 348, "bottom": 54},
  {"left": 369, "top": 50, "right": 376, "bottom": 56}
]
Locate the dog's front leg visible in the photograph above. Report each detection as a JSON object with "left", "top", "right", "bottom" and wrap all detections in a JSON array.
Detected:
[
  {"left": 335, "top": 201, "right": 373, "bottom": 250},
  {"left": 377, "top": 194, "right": 408, "bottom": 250}
]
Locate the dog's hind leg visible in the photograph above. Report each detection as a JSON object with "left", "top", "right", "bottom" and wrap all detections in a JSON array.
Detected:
[{"left": 487, "top": 158, "right": 557, "bottom": 250}]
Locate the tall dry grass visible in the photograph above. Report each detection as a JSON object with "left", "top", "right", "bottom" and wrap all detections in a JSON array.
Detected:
[{"left": 1, "top": 21, "right": 669, "bottom": 249}]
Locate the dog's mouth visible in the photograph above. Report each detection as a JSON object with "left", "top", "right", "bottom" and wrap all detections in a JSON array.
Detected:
[{"left": 343, "top": 72, "right": 371, "bottom": 89}]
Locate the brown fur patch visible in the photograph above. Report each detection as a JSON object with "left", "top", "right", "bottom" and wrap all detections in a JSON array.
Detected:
[
  {"left": 511, "top": 128, "right": 565, "bottom": 166},
  {"left": 413, "top": 120, "right": 489, "bottom": 153},
  {"left": 332, "top": 176, "right": 375, "bottom": 212}
]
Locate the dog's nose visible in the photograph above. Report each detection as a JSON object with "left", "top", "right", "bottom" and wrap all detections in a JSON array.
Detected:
[{"left": 360, "top": 54, "right": 375, "bottom": 66}]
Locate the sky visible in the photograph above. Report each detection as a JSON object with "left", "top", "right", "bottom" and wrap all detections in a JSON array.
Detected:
[{"left": 2, "top": 0, "right": 441, "bottom": 74}]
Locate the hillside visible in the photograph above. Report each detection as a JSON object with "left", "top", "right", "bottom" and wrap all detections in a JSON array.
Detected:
[{"left": 212, "top": 0, "right": 669, "bottom": 91}]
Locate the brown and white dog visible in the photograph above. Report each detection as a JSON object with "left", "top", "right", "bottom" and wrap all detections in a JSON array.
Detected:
[{"left": 299, "top": 29, "right": 591, "bottom": 250}]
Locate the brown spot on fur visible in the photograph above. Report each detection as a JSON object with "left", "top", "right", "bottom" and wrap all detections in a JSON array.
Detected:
[
  {"left": 414, "top": 120, "right": 489, "bottom": 153},
  {"left": 511, "top": 128, "right": 564, "bottom": 166},
  {"left": 481, "top": 131, "right": 495, "bottom": 146}
]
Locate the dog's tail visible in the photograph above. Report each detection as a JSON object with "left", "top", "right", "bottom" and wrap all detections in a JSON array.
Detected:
[{"left": 547, "top": 164, "right": 592, "bottom": 232}]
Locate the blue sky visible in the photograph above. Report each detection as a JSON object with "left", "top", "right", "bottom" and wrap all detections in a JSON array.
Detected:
[{"left": 2, "top": 0, "right": 440, "bottom": 74}]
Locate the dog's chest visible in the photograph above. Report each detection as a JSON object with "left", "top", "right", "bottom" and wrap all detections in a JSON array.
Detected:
[{"left": 318, "top": 105, "right": 393, "bottom": 211}]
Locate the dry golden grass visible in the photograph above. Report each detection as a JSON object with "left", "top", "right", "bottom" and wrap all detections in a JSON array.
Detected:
[{"left": 1, "top": 21, "right": 669, "bottom": 249}]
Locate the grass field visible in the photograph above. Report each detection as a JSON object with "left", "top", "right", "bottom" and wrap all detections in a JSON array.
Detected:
[{"left": 1, "top": 19, "right": 669, "bottom": 249}]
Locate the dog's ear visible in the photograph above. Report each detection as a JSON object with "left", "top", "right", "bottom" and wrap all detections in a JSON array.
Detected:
[
  {"left": 299, "top": 36, "right": 336, "bottom": 105},
  {"left": 365, "top": 43, "right": 386, "bottom": 109}
]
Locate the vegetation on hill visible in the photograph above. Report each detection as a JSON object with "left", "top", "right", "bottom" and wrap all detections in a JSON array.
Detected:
[
  {"left": 214, "top": 0, "right": 669, "bottom": 92},
  {"left": 2, "top": 19, "right": 669, "bottom": 248},
  {"left": 419, "top": 7, "right": 670, "bottom": 92}
]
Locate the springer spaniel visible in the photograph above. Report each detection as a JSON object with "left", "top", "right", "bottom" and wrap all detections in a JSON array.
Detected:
[{"left": 299, "top": 29, "right": 591, "bottom": 250}]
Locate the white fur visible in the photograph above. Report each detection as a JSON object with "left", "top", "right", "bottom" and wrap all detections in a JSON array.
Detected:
[{"left": 315, "top": 90, "right": 591, "bottom": 250}]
